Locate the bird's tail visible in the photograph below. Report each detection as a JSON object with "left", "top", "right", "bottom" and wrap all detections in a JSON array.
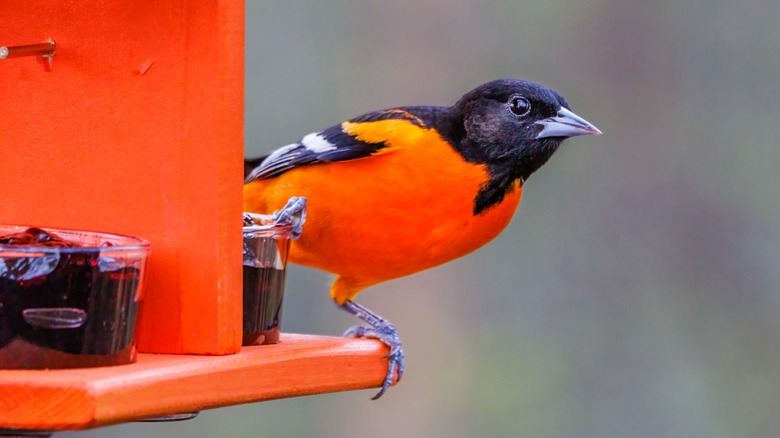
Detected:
[{"left": 244, "top": 155, "right": 267, "bottom": 181}]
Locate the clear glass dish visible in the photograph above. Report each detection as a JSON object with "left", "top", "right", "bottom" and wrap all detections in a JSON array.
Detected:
[
  {"left": 242, "top": 197, "right": 306, "bottom": 345},
  {"left": 0, "top": 225, "right": 150, "bottom": 368}
]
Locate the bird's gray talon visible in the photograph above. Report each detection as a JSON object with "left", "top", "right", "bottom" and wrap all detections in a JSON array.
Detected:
[
  {"left": 343, "top": 325, "right": 370, "bottom": 338},
  {"left": 337, "top": 300, "right": 404, "bottom": 399}
]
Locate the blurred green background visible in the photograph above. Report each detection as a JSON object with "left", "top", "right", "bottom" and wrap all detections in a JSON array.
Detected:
[{"left": 66, "top": 0, "right": 780, "bottom": 436}]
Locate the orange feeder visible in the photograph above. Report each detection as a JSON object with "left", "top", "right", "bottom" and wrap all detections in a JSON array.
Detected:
[{"left": 0, "top": 1, "right": 389, "bottom": 433}]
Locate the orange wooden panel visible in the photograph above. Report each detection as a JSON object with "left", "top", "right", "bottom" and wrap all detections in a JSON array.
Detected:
[
  {"left": 0, "top": 334, "right": 390, "bottom": 431},
  {"left": 0, "top": 1, "right": 245, "bottom": 354}
]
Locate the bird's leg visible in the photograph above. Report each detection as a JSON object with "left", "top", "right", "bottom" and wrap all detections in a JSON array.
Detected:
[{"left": 338, "top": 300, "right": 404, "bottom": 399}]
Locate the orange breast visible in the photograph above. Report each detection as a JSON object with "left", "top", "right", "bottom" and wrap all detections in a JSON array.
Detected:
[{"left": 243, "top": 120, "right": 522, "bottom": 299}]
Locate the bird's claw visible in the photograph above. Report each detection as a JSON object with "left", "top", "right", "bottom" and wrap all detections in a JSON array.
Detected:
[
  {"left": 243, "top": 197, "right": 307, "bottom": 239},
  {"left": 343, "top": 320, "right": 404, "bottom": 399},
  {"left": 273, "top": 197, "right": 307, "bottom": 238}
]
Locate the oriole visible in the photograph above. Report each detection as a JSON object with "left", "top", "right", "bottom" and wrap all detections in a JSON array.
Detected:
[{"left": 244, "top": 79, "right": 601, "bottom": 398}]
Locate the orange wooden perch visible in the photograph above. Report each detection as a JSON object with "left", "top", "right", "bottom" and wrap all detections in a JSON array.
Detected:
[{"left": 0, "top": 334, "right": 390, "bottom": 431}]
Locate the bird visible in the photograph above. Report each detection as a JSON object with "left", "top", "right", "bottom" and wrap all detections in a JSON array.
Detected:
[{"left": 243, "top": 78, "right": 601, "bottom": 399}]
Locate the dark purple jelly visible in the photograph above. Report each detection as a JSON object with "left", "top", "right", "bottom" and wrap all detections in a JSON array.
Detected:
[
  {"left": 0, "top": 227, "right": 143, "bottom": 368},
  {"left": 0, "top": 227, "right": 78, "bottom": 248},
  {"left": 242, "top": 265, "right": 286, "bottom": 345}
]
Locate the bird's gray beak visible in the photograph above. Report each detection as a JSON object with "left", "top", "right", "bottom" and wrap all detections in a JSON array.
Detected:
[{"left": 535, "top": 107, "right": 602, "bottom": 139}]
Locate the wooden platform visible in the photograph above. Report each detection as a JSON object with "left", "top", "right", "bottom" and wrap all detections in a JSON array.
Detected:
[{"left": 0, "top": 334, "right": 389, "bottom": 432}]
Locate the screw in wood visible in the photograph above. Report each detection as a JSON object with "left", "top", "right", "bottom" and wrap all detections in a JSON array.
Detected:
[{"left": 0, "top": 40, "right": 56, "bottom": 59}]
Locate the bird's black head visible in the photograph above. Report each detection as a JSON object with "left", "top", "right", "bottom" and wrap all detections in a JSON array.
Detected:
[{"left": 444, "top": 78, "right": 601, "bottom": 214}]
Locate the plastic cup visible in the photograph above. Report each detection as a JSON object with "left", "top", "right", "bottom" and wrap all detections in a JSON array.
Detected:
[
  {"left": 0, "top": 225, "right": 150, "bottom": 369},
  {"left": 242, "top": 197, "right": 306, "bottom": 346}
]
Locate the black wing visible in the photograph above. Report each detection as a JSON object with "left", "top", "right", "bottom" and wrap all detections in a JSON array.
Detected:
[
  {"left": 244, "top": 155, "right": 266, "bottom": 180},
  {"left": 244, "top": 108, "right": 432, "bottom": 183}
]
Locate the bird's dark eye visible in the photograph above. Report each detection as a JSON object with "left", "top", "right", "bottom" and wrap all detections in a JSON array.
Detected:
[{"left": 508, "top": 96, "right": 531, "bottom": 117}]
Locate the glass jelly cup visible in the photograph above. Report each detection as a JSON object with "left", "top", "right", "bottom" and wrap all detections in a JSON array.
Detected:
[
  {"left": 0, "top": 225, "right": 150, "bottom": 369},
  {"left": 242, "top": 219, "right": 292, "bottom": 345},
  {"left": 242, "top": 197, "right": 306, "bottom": 346}
]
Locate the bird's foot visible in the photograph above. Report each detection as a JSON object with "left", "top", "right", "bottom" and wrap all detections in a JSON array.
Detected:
[
  {"left": 338, "top": 300, "right": 404, "bottom": 399},
  {"left": 343, "top": 322, "right": 404, "bottom": 399}
]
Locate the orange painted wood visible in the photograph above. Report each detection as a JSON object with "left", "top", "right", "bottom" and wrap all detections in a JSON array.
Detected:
[
  {"left": 0, "top": 1, "right": 245, "bottom": 354},
  {"left": 0, "top": 334, "right": 390, "bottom": 431}
]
